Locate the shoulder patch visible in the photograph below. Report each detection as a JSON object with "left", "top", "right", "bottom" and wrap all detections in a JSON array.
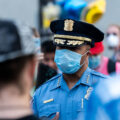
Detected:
[
  {"left": 35, "top": 74, "right": 62, "bottom": 93},
  {"left": 91, "top": 70, "right": 108, "bottom": 79},
  {"left": 90, "top": 70, "right": 109, "bottom": 86},
  {"left": 41, "top": 74, "right": 62, "bottom": 86}
]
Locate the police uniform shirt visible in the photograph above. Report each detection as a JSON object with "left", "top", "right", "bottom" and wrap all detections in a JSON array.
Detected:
[{"left": 33, "top": 67, "right": 108, "bottom": 120}]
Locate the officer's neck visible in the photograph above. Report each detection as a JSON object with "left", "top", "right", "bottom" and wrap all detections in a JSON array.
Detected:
[{"left": 63, "top": 64, "right": 87, "bottom": 90}]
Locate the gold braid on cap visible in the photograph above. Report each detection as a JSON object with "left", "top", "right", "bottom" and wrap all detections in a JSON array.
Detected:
[
  {"left": 54, "top": 39, "right": 84, "bottom": 46},
  {"left": 54, "top": 34, "right": 92, "bottom": 42}
]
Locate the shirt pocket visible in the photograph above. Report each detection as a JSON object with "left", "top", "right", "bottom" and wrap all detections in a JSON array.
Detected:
[
  {"left": 38, "top": 104, "right": 60, "bottom": 118},
  {"left": 76, "top": 100, "right": 87, "bottom": 120},
  {"left": 77, "top": 99, "right": 87, "bottom": 112}
]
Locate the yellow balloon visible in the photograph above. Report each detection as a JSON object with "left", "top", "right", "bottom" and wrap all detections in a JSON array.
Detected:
[{"left": 81, "top": 0, "right": 106, "bottom": 24}]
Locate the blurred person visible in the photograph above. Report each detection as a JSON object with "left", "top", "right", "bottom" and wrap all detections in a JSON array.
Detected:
[
  {"left": 31, "top": 28, "right": 44, "bottom": 96},
  {"left": 115, "top": 50, "right": 120, "bottom": 62},
  {"left": 33, "top": 19, "right": 108, "bottom": 120},
  {"left": 85, "top": 75, "right": 120, "bottom": 120},
  {"left": 35, "top": 63, "right": 57, "bottom": 89},
  {"left": 0, "top": 20, "right": 50, "bottom": 120},
  {"left": 32, "top": 27, "right": 44, "bottom": 62},
  {"left": 41, "top": 40, "right": 58, "bottom": 71},
  {"left": 31, "top": 29, "right": 58, "bottom": 89},
  {"left": 89, "top": 42, "right": 120, "bottom": 75},
  {"left": 34, "top": 40, "right": 58, "bottom": 88},
  {"left": 106, "top": 25, "right": 120, "bottom": 62}
]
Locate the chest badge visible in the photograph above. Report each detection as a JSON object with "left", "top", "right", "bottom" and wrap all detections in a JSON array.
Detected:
[{"left": 84, "top": 87, "right": 93, "bottom": 100}]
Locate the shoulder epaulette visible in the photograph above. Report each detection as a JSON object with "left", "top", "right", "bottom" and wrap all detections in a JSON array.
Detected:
[
  {"left": 91, "top": 70, "right": 108, "bottom": 79},
  {"left": 41, "top": 74, "right": 62, "bottom": 86}
]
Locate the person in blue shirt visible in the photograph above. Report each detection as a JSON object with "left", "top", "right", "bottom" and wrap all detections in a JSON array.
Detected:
[
  {"left": 33, "top": 19, "right": 108, "bottom": 120},
  {"left": 85, "top": 75, "right": 120, "bottom": 120}
]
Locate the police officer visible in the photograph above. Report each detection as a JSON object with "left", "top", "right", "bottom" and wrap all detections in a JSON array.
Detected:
[{"left": 33, "top": 19, "right": 108, "bottom": 120}]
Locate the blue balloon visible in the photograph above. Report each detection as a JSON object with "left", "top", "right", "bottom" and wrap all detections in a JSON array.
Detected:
[
  {"left": 62, "top": 0, "right": 87, "bottom": 20},
  {"left": 64, "top": 0, "right": 87, "bottom": 11}
]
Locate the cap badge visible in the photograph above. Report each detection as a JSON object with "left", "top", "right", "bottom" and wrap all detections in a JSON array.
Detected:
[{"left": 64, "top": 20, "right": 74, "bottom": 31}]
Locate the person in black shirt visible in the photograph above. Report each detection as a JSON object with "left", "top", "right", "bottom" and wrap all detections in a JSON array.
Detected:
[{"left": 41, "top": 40, "right": 57, "bottom": 71}]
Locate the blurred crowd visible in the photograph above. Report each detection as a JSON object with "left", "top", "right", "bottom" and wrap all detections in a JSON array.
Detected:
[{"left": 0, "top": 0, "right": 120, "bottom": 120}]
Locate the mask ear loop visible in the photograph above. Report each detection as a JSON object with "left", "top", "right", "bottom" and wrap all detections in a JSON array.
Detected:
[
  {"left": 80, "top": 51, "right": 90, "bottom": 66},
  {"left": 82, "top": 50, "right": 89, "bottom": 56}
]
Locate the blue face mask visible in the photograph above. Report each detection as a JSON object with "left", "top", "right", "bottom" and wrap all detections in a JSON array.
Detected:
[
  {"left": 89, "top": 55, "right": 101, "bottom": 69},
  {"left": 54, "top": 49, "right": 88, "bottom": 74}
]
